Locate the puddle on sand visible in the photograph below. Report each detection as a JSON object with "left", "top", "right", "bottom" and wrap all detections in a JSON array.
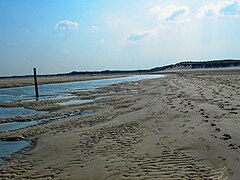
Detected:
[
  {"left": 22, "top": 94, "right": 77, "bottom": 102},
  {"left": 0, "top": 121, "right": 39, "bottom": 132},
  {"left": 58, "top": 97, "right": 102, "bottom": 106},
  {"left": 0, "top": 110, "right": 94, "bottom": 132},
  {"left": 0, "top": 140, "right": 30, "bottom": 161},
  {"left": 58, "top": 99, "right": 94, "bottom": 106},
  {"left": 0, "top": 107, "right": 47, "bottom": 119},
  {"left": 0, "top": 110, "right": 94, "bottom": 161},
  {"left": 0, "top": 75, "right": 164, "bottom": 102}
]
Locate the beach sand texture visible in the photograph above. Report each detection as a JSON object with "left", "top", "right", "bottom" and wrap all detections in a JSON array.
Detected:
[{"left": 0, "top": 72, "right": 240, "bottom": 179}]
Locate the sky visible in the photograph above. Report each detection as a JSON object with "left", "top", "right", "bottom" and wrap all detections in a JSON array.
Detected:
[{"left": 1, "top": 0, "right": 240, "bottom": 76}]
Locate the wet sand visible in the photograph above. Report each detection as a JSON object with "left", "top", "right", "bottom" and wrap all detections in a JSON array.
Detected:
[{"left": 0, "top": 70, "right": 240, "bottom": 179}]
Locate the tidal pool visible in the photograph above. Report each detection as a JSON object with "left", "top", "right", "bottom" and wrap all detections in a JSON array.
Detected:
[
  {"left": 0, "top": 140, "right": 30, "bottom": 161},
  {"left": 0, "top": 121, "right": 39, "bottom": 132},
  {"left": 58, "top": 99, "right": 95, "bottom": 106},
  {"left": 0, "top": 110, "right": 93, "bottom": 132},
  {"left": 0, "top": 75, "right": 164, "bottom": 102},
  {"left": 0, "top": 107, "right": 47, "bottom": 119}
]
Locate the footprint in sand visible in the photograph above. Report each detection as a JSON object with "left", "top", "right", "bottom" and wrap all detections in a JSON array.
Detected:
[
  {"left": 210, "top": 123, "right": 216, "bottom": 127},
  {"left": 228, "top": 144, "right": 237, "bottom": 150},
  {"left": 222, "top": 134, "right": 231, "bottom": 141}
]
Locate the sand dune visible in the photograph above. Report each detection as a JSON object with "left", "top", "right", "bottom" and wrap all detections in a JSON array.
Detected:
[{"left": 0, "top": 71, "right": 239, "bottom": 179}]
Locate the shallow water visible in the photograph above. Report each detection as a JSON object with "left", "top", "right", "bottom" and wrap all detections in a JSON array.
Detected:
[
  {"left": 0, "top": 140, "right": 30, "bottom": 161},
  {"left": 0, "top": 75, "right": 163, "bottom": 102},
  {"left": 0, "top": 110, "right": 93, "bottom": 133},
  {"left": 0, "top": 107, "right": 46, "bottom": 119},
  {"left": 58, "top": 99, "right": 93, "bottom": 106},
  {"left": 0, "top": 121, "right": 39, "bottom": 132},
  {"left": 0, "top": 110, "right": 93, "bottom": 161},
  {"left": 23, "top": 94, "right": 77, "bottom": 102}
]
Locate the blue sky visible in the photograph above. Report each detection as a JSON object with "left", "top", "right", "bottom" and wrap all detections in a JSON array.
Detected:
[{"left": 1, "top": 0, "right": 240, "bottom": 76}]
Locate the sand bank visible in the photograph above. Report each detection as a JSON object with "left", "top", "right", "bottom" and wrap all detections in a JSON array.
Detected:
[{"left": 0, "top": 71, "right": 240, "bottom": 179}]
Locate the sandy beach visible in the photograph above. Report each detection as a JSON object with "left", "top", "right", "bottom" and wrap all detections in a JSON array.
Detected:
[{"left": 0, "top": 70, "right": 240, "bottom": 179}]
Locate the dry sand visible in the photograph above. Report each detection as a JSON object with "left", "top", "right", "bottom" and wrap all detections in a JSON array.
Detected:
[{"left": 0, "top": 71, "right": 240, "bottom": 179}]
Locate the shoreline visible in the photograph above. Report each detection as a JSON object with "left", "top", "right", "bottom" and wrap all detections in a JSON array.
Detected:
[
  {"left": 1, "top": 67, "right": 240, "bottom": 89},
  {"left": 0, "top": 71, "right": 240, "bottom": 179}
]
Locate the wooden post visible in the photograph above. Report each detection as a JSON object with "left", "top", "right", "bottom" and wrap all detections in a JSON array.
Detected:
[{"left": 33, "top": 68, "right": 39, "bottom": 99}]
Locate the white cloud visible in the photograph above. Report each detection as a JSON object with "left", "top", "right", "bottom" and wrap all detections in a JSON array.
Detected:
[
  {"left": 127, "top": 31, "right": 150, "bottom": 41},
  {"left": 55, "top": 20, "right": 79, "bottom": 30},
  {"left": 150, "top": 5, "right": 190, "bottom": 23},
  {"left": 127, "top": 25, "right": 166, "bottom": 42},
  {"left": 161, "top": 5, "right": 189, "bottom": 21},
  {"left": 127, "top": 5, "right": 190, "bottom": 42},
  {"left": 127, "top": 24, "right": 167, "bottom": 41},
  {"left": 197, "top": 0, "right": 240, "bottom": 18},
  {"left": 127, "top": 1, "right": 240, "bottom": 43},
  {"left": 89, "top": 25, "right": 99, "bottom": 32}
]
